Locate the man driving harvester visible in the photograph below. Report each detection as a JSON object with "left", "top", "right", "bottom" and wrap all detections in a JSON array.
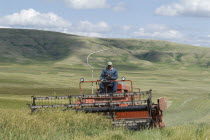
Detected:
[{"left": 99, "top": 62, "right": 118, "bottom": 93}]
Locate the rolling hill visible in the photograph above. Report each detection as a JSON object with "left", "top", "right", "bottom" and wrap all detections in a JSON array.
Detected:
[{"left": 1, "top": 28, "right": 210, "bottom": 67}]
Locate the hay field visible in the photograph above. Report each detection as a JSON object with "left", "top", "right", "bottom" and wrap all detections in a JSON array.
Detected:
[{"left": 0, "top": 63, "right": 210, "bottom": 140}]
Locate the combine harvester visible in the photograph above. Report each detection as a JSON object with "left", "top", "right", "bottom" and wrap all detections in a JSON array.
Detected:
[{"left": 28, "top": 51, "right": 167, "bottom": 130}]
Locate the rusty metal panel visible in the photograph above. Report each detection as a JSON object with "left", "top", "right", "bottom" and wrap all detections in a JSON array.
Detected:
[
  {"left": 117, "top": 83, "right": 130, "bottom": 92},
  {"left": 158, "top": 97, "right": 167, "bottom": 111},
  {"left": 116, "top": 111, "right": 148, "bottom": 119}
]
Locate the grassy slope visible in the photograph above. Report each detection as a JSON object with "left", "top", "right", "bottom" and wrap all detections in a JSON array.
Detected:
[
  {"left": 1, "top": 28, "right": 210, "bottom": 67},
  {"left": 0, "top": 29, "right": 210, "bottom": 139}
]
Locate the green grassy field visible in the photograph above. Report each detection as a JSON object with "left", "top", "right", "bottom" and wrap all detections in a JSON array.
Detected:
[
  {"left": 0, "top": 29, "right": 210, "bottom": 140},
  {"left": 0, "top": 63, "right": 210, "bottom": 140}
]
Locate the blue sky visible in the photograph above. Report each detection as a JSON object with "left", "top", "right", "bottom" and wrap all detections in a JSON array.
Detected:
[{"left": 0, "top": 0, "right": 210, "bottom": 47}]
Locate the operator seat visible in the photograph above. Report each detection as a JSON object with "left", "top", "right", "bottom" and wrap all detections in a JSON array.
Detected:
[{"left": 105, "top": 83, "right": 114, "bottom": 93}]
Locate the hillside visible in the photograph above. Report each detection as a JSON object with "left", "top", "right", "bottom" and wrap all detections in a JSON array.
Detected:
[{"left": 1, "top": 28, "right": 210, "bottom": 67}]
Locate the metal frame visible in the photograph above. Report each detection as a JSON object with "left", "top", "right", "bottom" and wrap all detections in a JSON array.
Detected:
[
  {"left": 28, "top": 89, "right": 166, "bottom": 129},
  {"left": 79, "top": 80, "right": 134, "bottom": 94},
  {"left": 28, "top": 90, "right": 150, "bottom": 111}
]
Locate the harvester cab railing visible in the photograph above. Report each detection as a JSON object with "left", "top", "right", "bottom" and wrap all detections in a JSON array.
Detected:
[{"left": 79, "top": 80, "right": 133, "bottom": 94}]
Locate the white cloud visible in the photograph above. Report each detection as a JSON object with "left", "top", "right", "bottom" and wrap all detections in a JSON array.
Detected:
[
  {"left": 0, "top": 9, "right": 110, "bottom": 38},
  {"left": 184, "top": 36, "right": 210, "bottom": 47},
  {"left": 155, "top": 0, "right": 210, "bottom": 17},
  {"left": 0, "top": 9, "right": 71, "bottom": 28},
  {"left": 0, "top": 26, "right": 11, "bottom": 28},
  {"left": 73, "top": 21, "right": 110, "bottom": 32},
  {"left": 133, "top": 24, "right": 183, "bottom": 40},
  {"left": 208, "top": 35, "right": 210, "bottom": 37},
  {"left": 112, "top": 2, "right": 126, "bottom": 12},
  {"left": 66, "top": 21, "right": 110, "bottom": 37},
  {"left": 69, "top": 31, "right": 103, "bottom": 37},
  {"left": 42, "top": 20, "right": 110, "bottom": 38},
  {"left": 122, "top": 25, "right": 132, "bottom": 31},
  {"left": 56, "top": 0, "right": 125, "bottom": 11},
  {"left": 64, "top": 0, "right": 109, "bottom": 9}
]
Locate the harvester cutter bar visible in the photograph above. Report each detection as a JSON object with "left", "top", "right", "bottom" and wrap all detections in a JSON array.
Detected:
[
  {"left": 32, "top": 91, "right": 148, "bottom": 100},
  {"left": 29, "top": 100, "right": 147, "bottom": 109},
  {"left": 75, "top": 105, "right": 148, "bottom": 113},
  {"left": 112, "top": 119, "right": 148, "bottom": 126}
]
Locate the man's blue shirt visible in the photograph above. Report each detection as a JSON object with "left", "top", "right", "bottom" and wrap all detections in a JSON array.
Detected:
[{"left": 99, "top": 68, "right": 118, "bottom": 80}]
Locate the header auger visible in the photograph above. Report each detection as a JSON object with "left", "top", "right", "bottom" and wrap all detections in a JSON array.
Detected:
[{"left": 28, "top": 79, "right": 167, "bottom": 130}]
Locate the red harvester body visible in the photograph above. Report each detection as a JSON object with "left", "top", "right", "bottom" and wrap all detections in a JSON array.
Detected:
[{"left": 28, "top": 79, "right": 167, "bottom": 130}]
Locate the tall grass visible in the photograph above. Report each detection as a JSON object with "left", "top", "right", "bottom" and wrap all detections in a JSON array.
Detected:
[
  {"left": 0, "top": 63, "right": 210, "bottom": 139},
  {"left": 0, "top": 109, "right": 209, "bottom": 140}
]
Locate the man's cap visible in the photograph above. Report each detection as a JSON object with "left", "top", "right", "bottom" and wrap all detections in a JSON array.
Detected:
[{"left": 107, "top": 62, "right": 113, "bottom": 65}]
